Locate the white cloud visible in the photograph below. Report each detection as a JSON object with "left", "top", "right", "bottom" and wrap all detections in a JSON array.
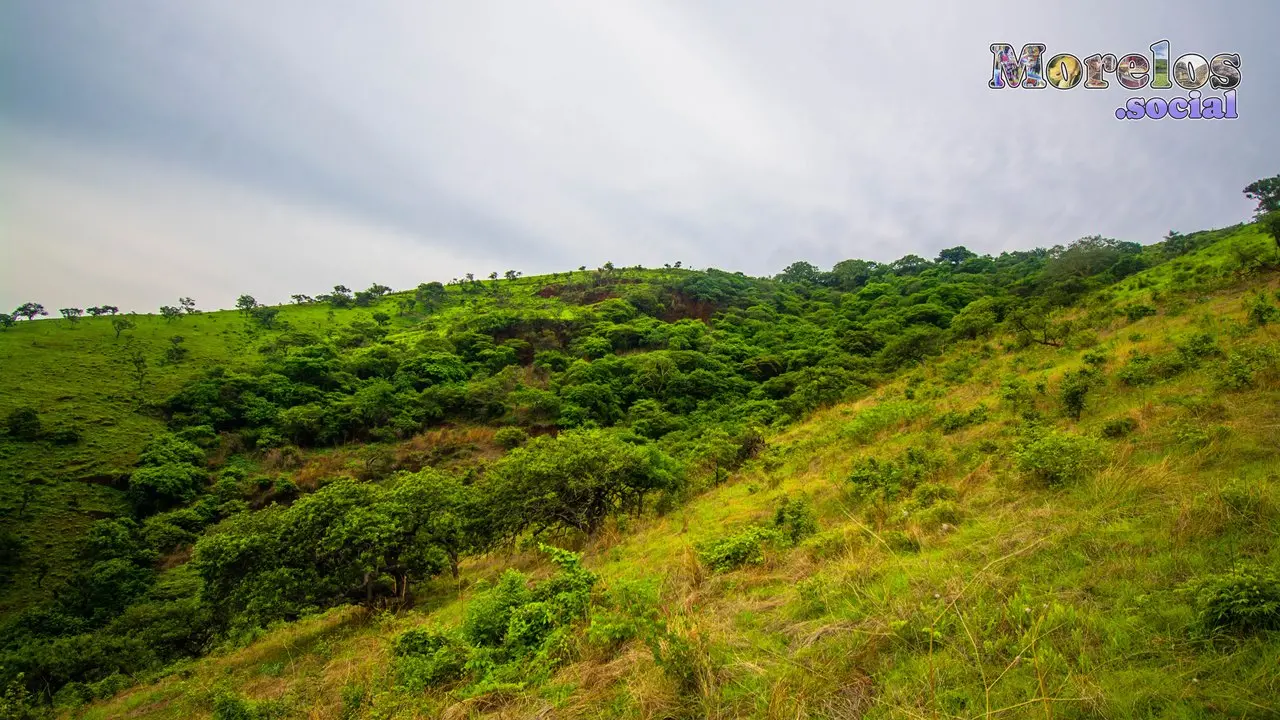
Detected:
[
  {"left": 1, "top": 0, "right": 1275, "bottom": 310},
  {"left": 1, "top": 125, "right": 495, "bottom": 311}
]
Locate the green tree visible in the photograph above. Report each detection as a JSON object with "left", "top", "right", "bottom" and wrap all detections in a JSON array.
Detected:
[
  {"left": 12, "top": 302, "right": 47, "bottom": 321},
  {"left": 0, "top": 313, "right": 13, "bottom": 330},
  {"left": 111, "top": 316, "right": 136, "bottom": 340},
  {"left": 1243, "top": 174, "right": 1280, "bottom": 247},
  {"left": 235, "top": 294, "right": 259, "bottom": 313},
  {"left": 936, "top": 246, "right": 977, "bottom": 266},
  {"left": 486, "top": 429, "right": 682, "bottom": 538},
  {"left": 124, "top": 341, "right": 149, "bottom": 392},
  {"left": 59, "top": 307, "right": 84, "bottom": 323},
  {"left": 250, "top": 305, "right": 281, "bottom": 329}
]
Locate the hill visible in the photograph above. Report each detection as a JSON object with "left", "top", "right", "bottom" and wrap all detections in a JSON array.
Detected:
[{"left": 1, "top": 224, "right": 1279, "bottom": 719}]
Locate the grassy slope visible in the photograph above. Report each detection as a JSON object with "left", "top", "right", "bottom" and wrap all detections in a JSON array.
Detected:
[
  {"left": 67, "top": 231, "right": 1280, "bottom": 719},
  {"left": 0, "top": 271, "right": 617, "bottom": 613}
]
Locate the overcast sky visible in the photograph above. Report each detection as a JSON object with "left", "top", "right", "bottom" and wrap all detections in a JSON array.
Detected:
[{"left": 2, "top": 1, "right": 1277, "bottom": 312}]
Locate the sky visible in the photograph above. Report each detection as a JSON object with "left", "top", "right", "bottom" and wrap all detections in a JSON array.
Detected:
[{"left": 2, "top": 1, "right": 1278, "bottom": 312}]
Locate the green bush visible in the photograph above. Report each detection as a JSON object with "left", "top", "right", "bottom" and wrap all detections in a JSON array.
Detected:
[
  {"left": 1186, "top": 565, "right": 1280, "bottom": 635},
  {"left": 493, "top": 426, "right": 529, "bottom": 449},
  {"left": 1059, "top": 368, "right": 1099, "bottom": 420},
  {"left": 1100, "top": 416, "right": 1138, "bottom": 439},
  {"left": 1116, "top": 351, "right": 1187, "bottom": 386},
  {"left": 1246, "top": 293, "right": 1279, "bottom": 326},
  {"left": 696, "top": 527, "right": 781, "bottom": 572},
  {"left": 4, "top": 407, "right": 41, "bottom": 439},
  {"left": 1216, "top": 345, "right": 1280, "bottom": 391},
  {"left": 908, "top": 481, "right": 957, "bottom": 510},
  {"left": 1013, "top": 429, "right": 1101, "bottom": 485},
  {"left": 773, "top": 495, "right": 818, "bottom": 544},
  {"left": 847, "top": 445, "right": 943, "bottom": 502},
  {"left": 392, "top": 628, "right": 471, "bottom": 689},
  {"left": 47, "top": 423, "right": 83, "bottom": 445},
  {"left": 936, "top": 405, "right": 988, "bottom": 433},
  {"left": 1124, "top": 303, "right": 1157, "bottom": 322},
  {"left": 461, "top": 570, "right": 533, "bottom": 648},
  {"left": 586, "top": 579, "right": 660, "bottom": 651},
  {"left": 882, "top": 530, "right": 921, "bottom": 553}
]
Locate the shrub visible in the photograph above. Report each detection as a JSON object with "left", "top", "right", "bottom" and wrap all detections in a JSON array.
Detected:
[
  {"left": 1186, "top": 565, "right": 1280, "bottom": 635},
  {"left": 1216, "top": 345, "right": 1280, "bottom": 391},
  {"left": 916, "top": 500, "right": 962, "bottom": 528},
  {"left": 1082, "top": 349, "right": 1109, "bottom": 367},
  {"left": 1124, "top": 303, "right": 1157, "bottom": 322},
  {"left": 936, "top": 405, "right": 988, "bottom": 433},
  {"left": 1059, "top": 368, "right": 1100, "bottom": 420},
  {"left": 48, "top": 423, "right": 83, "bottom": 445},
  {"left": 493, "top": 427, "right": 529, "bottom": 449},
  {"left": 1116, "top": 351, "right": 1187, "bottom": 386},
  {"left": 5, "top": 407, "right": 41, "bottom": 439},
  {"left": 908, "top": 481, "right": 957, "bottom": 510},
  {"left": 696, "top": 526, "right": 780, "bottom": 572},
  {"left": 1100, "top": 416, "right": 1138, "bottom": 439},
  {"left": 882, "top": 530, "right": 921, "bottom": 553},
  {"left": 847, "top": 445, "right": 943, "bottom": 502},
  {"left": 773, "top": 495, "right": 818, "bottom": 544},
  {"left": 393, "top": 628, "right": 471, "bottom": 689},
  {"left": 587, "top": 579, "right": 660, "bottom": 651},
  {"left": 1175, "top": 331, "right": 1222, "bottom": 362},
  {"left": 1246, "top": 293, "right": 1279, "bottom": 326},
  {"left": 1013, "top": 429, "right": 1101, "bottom": 485},
  {"left": 461, "top": 570, "right": 532, "bottom": 648}
]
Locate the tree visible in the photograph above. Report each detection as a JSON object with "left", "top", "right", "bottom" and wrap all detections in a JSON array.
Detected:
[
  {"left": 93, "top": 305, "right": 120, "bottom": 316},
  {"left": 503, "top": 270, "right": 521, "bottom": 281},
  {"left": 0, "top": 313, "right": 13, "bottom": 330},
  {"left": 290, "top": 294, "right": 313, "bottom": 305},
  {"left": 1243, "top": 174, "right": 1280, "bottom": 247},
  {"left": 485, "top": 429, "right": 682, "bottom": 539},
  {"left": 112, "top": 316, "right": 136, "bottom": 340},
  {"left": 59, "top": 308, "right": 84, "bottom": 324},
  {"left": 179, "top": 297, "right": 198, "bottom": 314},
  {"left": 1008, "top": 308, "right": 1071, "bottom": 348},
  {"left": 778, "top": 261, "right": 821, "bottom": 284},
  {"left": 235, "top": 295, "right": 259, "bottom": 314},
  {"left": 160, "top": 305, "right": 182, "bottom": 321},
  {"left": 164, "top": 336, "right": 189, "bottom": 364},
  {"left": 250, "top": 305, "right": 281, "bottom": 329},
  {"left": 937, "top": 246, "right": 977, "bottom": 266},
  {"left": 371, "top": 311, "right": 391, "bottom": 327},
  {"left": 124, "top": 341, "right": 149, "bottom": 392},
  {"left": 86, "top": 306, "right": 106, "bottom": 317},
  {"left": 1060, "top": 368, "right": 1098, "bottom": 420},
  {"left": 367, "top": 283, "right": 392, "bottom": 296},
  {"left": 415, "top": 282, "right": 446, "bottom": 310},
  {"left": 12, "top": 303, "right": 47, "bottom": 321}
]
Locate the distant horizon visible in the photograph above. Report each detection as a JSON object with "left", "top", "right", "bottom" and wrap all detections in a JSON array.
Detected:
[{"left": 2, "top": 218, "right": 1258, "bottom": 317}]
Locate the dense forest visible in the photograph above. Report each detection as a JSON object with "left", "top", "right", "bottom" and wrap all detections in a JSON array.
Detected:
[{"left": 1, "top": 179, "right": 1279, "bottom": 718}]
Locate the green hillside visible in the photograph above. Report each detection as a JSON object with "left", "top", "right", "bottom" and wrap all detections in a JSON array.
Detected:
[{"left": 2, "top": 223, "right": 1279, "bottom": 719}]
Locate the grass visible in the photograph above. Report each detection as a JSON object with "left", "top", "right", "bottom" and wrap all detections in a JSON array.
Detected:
[
  {"left": 5, "top": 232, "right": 1279, "bottom": 718},
  {"left": 60, "top": 244, "right": 1280, "bottom": 719}
]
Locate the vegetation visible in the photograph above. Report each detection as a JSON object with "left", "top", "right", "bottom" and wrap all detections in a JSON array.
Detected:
[{"left": 1, "top": 198, "right": 1279, "bottom": 717}]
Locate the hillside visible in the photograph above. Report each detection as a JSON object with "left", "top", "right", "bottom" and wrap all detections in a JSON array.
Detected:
[{"left": 2, "top": 224, "right": 1279, "bottom": 719}]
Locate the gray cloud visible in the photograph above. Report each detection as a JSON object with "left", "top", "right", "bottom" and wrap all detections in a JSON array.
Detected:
[{"left": 2, "top": 0, "right": 1277, "bottom": 311}]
